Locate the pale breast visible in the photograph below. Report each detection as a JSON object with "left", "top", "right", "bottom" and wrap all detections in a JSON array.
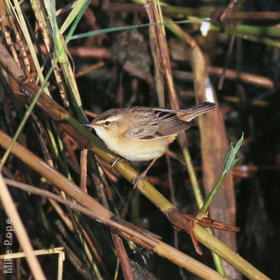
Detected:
[{"left": 106, "top": 134, "right": 176, "bottom": 161}]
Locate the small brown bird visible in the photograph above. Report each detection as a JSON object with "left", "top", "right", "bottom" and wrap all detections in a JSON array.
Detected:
[{"left": 86, "top": 102, "right": 215, "bottom": 183}]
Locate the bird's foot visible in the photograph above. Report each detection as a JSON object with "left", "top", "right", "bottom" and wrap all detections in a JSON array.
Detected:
[
  {"left": 132, "top": 172, "right": 147, "bottom": 189},
  {"left": 111, "top": 156, "right": 124, "bottom": 168}
]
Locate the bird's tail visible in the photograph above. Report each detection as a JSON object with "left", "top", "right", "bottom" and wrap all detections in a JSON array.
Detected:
[{"left": 177, "top": 102, "right": 216, "bottom": 122}]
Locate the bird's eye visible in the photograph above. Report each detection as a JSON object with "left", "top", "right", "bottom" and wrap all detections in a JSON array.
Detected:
[{"left": 104, "top": 121, "right": 110, "bottom": 126}]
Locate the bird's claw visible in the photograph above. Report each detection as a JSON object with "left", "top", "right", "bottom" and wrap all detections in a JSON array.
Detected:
[
  {"left": 132, "top": 173, "right": 147, "bottom": 188},
  {"left": 111, "top": 156, "right": 124, "bottom": 168}
]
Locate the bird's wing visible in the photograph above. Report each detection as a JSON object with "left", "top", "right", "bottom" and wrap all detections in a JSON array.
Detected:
[
  {"left": 127, "top": 111, "right": 193, "bottom": 139},
  {"left": 156, "top": 112, "right": 194, "bottom": 136},
  {"left": 125, "top": 102, "right": 215, "bottom": 139},
  {"left": 127, "top": 115, "right": 159, "bottom": 139}
]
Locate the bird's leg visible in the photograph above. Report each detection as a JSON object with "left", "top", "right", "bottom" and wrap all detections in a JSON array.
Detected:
[{"left": 133, "top": 158, "right": 158, "bottom": 188}]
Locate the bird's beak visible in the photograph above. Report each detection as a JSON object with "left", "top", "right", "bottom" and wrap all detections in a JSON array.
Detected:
[
  {"left": 83, "top": 123, "right": 94, "bottom": 128},
  {"left": 83, "top": 122, "right": 101, "bottom": 128}
]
